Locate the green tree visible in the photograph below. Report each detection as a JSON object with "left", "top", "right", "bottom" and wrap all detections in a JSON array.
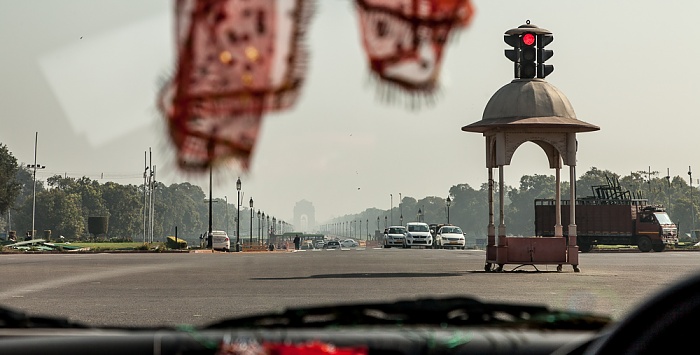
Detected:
[
  {"left": 448, "top": 183, "right": 489, "bottom": 238},
  {"left": 101, "top": 182, "right": 142, "bottom": 239},
  {"left": 0, "top": 144, "right": 21, "bottom": 233},
  {"left": 505, "top": 174, "right": 556, "bottom": 236}
]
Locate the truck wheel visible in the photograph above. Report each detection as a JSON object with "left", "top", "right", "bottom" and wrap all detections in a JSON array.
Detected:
[
  {"left": 579, "top": 243, "right": 593, "bottom": 253},
  {"left": 638, "top": 236, "right": 653, "bottom": 252},
  {"left": 652, "top": 243, "right": 666, "bottom": 252}
]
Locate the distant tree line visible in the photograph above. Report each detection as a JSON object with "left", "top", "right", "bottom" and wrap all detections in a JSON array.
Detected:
[
  {"left": 328, "top": 167, "right": 700, "bottom": 241},
  {"left": 0, "top": 143, "right": 256, "bottom": 242},
  {"left": 2, "top": 143, "right": 698, "bottom": 241}
]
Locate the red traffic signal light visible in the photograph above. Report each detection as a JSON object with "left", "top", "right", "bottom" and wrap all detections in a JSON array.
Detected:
[{"left": 504, "top": 23, "right": 554, "bottom": 79}]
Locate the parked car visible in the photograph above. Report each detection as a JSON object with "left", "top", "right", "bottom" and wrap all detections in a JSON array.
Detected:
[
  {"left": 383, "top": 226, "right": 406, "bottom": 248},
  {"left": 210, "top": 230, "right": 230, "bottom": 252},
  {"left": 436, "top": 225, "right": 466, "bottom": 249},
  {"left": 404, "top": 222, "right": 433, "bottom": 248},
  {"left": 340, "top": 239, "right": 359, "bottom": 248},
  {"left": 325, "top": 240, "right": 341, "bottom": 250}
]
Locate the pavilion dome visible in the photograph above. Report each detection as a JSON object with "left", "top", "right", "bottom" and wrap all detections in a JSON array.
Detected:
[{"left": 462, "top": 79, "right": 599, "bottom": 133}]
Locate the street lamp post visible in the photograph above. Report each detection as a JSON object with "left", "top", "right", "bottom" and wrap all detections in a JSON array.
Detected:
[
  {"left": 418, "top": 208, "right": 423, "bottom": 223},
  {"left": 225, "top": 195, "right": 229, "bottom": 237},
  {"left": 262, "top": 212, "right": 266, "bottom": 243},
  {"left": 384, "top": 216, "right": 387, "bottom": 228},
  {"left": 249, "top": 197, "right": 254, "bottom": 247},
  {"left": 272, "top": 217, "right": 276, "bottom": 245},
  {"left": 27, "top": 132, "right": 45, "bottom": 240},
  {"left": 446, "top": 196, "right": 451, "bottom": 224},
  {"left": 236, "top": 177, "right": 241, "bottom": 251},
  {"left": 267, "top": 215, "right": 270, "bottom": 241},
  {"left": 390, "top": 194, "right": 393, "bottom": 226},
  {"left": 257, "top": 210, "right": 261, "bottom": 244},
  {"left": 399, "top": 193, "right": 402, "bottom": 226}
]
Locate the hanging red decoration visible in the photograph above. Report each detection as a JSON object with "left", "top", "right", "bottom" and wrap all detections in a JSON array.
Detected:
[
  {"left": 159, "top": 0, "right": 314, "bottom": 172},
  {"left": 354, "top": 0, "right": 474, "bottom": 108}
]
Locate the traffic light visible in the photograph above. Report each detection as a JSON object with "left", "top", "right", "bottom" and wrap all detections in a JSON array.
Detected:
[
  {"left": 504, "top": 23, "right": 555, "bottom": 80},
  {"left": 537, "top": 34, "right": 554, "bottom": 78},
  {"left": 520, "top": 33, "right": 536, "bottom": 78},
  {"left": 503, "top": 32, "right": 537, "bottom": 79}
]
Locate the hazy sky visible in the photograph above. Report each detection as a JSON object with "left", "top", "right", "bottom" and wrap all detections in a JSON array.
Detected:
[{"left": 2, "top": 1, "right": 700, "bottom": 224}]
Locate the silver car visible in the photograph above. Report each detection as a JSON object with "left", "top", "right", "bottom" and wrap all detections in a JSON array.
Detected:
[{"left": 383, "top": 226, "right": 406, "bottom": 248}]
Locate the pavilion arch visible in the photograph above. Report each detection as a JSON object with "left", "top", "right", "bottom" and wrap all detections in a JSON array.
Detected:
[{"left": 464, "top": 78, "right": 599, "bottom": 272}]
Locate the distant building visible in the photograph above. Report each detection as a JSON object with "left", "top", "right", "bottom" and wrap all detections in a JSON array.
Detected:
[{"left": 294, "top": 200, "right": 315, "bottom": 233}]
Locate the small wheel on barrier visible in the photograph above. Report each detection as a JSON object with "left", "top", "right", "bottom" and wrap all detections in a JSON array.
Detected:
[
  {"left": 573, "top": 265, "right": 580, "bottom": 273},
  {"left": 484, "top": 263, "right": 492, "bottom": 272},
  {"left": 495, "top": 264, "right": 504, "bottom": 272},
  {"left": 556, "top": 264, "right": 563, "bottom": 272}
]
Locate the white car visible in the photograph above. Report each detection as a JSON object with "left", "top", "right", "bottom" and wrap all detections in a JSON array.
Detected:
[
  {"left": 210, "top": 230, "right": 230, "bottom": 252},
  {"left": 436, "top": 225, "right": 466, "bottom": 249},
  {"left": 403, "top": 222, "right": 433, "bottom": 248},
  {"left": 340, "top": 239, "right": 359, "bottom": 248},
  {"left": 383, "top": 226, "right": 406, "bottom": 248}
]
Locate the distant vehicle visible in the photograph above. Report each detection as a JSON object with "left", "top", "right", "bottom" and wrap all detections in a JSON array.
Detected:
[
  {"left": 436, "top": 225, "right": 465, "bottom": 249},
  {"left": 300, "top": 240, "right": 315, "bottom": 250},
  {"left": 404, "top": 222, "right": 433, "bottom": 248},
  {"left": 314, "top": 239, "right": 326, "bottom": 249},
  {"left": 210, "top": 230, "right": 230, "bottom": 252},
  {"left": 383, "top": 226, "right": 406, "bottom": 248},
  {"left": 325, "top": 240, "right": 341, "bottom": 250},
  {"left": 340, "top": 239, "right": 359, "bottom": 248},
  {"left": 535, "top": 177, "right": 678, "bottom": 252}
]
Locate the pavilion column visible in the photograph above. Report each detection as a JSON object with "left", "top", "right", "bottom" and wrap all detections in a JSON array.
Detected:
[
  {"left": 487, "top": 168, "right": 495, "bottom": 247},
  {"left": 554, "top": 162, "right": 563, "bottom": 237}
]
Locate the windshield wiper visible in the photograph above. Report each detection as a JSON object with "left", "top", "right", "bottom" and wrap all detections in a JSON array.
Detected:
[
  {"left": 0, "top": 306, "right": 90, "bottom": 329},
  {"left": 203, "top": 297, "right": 611, "bottom": 331}
]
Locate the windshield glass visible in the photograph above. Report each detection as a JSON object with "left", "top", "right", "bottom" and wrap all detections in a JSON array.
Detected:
[
  {"left": 408, "top": 224, "right": 429, "bottom": 232},
  {"left": 3, "top": 0, "right": 700, "bottom": 335},
  {"left": 442, "top": 227, "right": 463, "bottom": 234},
  {"left": 655, "top": 213, "right": 674, "bottom": 225}
]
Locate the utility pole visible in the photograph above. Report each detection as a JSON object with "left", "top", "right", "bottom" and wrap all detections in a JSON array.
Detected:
[
  {"left": 690, "top": 166, "right": 695, "bottom": 232},
  {"left": 27, "top": 132, "right": 46, "bottom": 240},
  {"left": 143, "top": 151, "right": 148, "bottom": 243}
]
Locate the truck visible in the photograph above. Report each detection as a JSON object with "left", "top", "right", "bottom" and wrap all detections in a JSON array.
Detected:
[{"left": 534, "top": 177, "right": 678, "bottom": 252}]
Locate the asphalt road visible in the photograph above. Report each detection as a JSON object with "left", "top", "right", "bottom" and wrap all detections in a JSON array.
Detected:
[{"left": 2, "top": 248, "right": 700, "bottom": 328}]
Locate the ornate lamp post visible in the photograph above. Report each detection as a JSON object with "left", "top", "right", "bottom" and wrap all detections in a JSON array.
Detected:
[
  {"left": 272, "top": 217, "right": 277, "bottom": 245},
  {"left": 261, "top": 212, "right": 266, "bottom": 243},
  {"left": 236, "top": 177, "right": 241, "bottom": 251},
  {"left": 418, "top": 208, "right": 423, "bottom": 223},
  {"left": 249, "top": 197, "right": 254, "bottom": 247},
  {"left": 257, "top": 210, "right": 261, "bottom": 244},
  {"left": 446, "top": 196, "right": 451, "bottom": 224},
  {"left": 267, "top": 215, "right": 270, "bottom": 241},
  {"left": 399, "top": 192, "right": 403, "bottom": 226}
]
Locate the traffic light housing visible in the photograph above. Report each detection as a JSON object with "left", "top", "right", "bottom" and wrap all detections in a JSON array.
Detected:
[
  {"left": 504, "top": 32, "right": 537, "bottom": 79},
  {"left": 537, "top": 34, "right": 554, "bottom": 78},
  {"left": 520, "top": 33, "right": 537, "bottom": 78},
  {"left": 504, "top": 23, "right": 554, "bottom": 79}
]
